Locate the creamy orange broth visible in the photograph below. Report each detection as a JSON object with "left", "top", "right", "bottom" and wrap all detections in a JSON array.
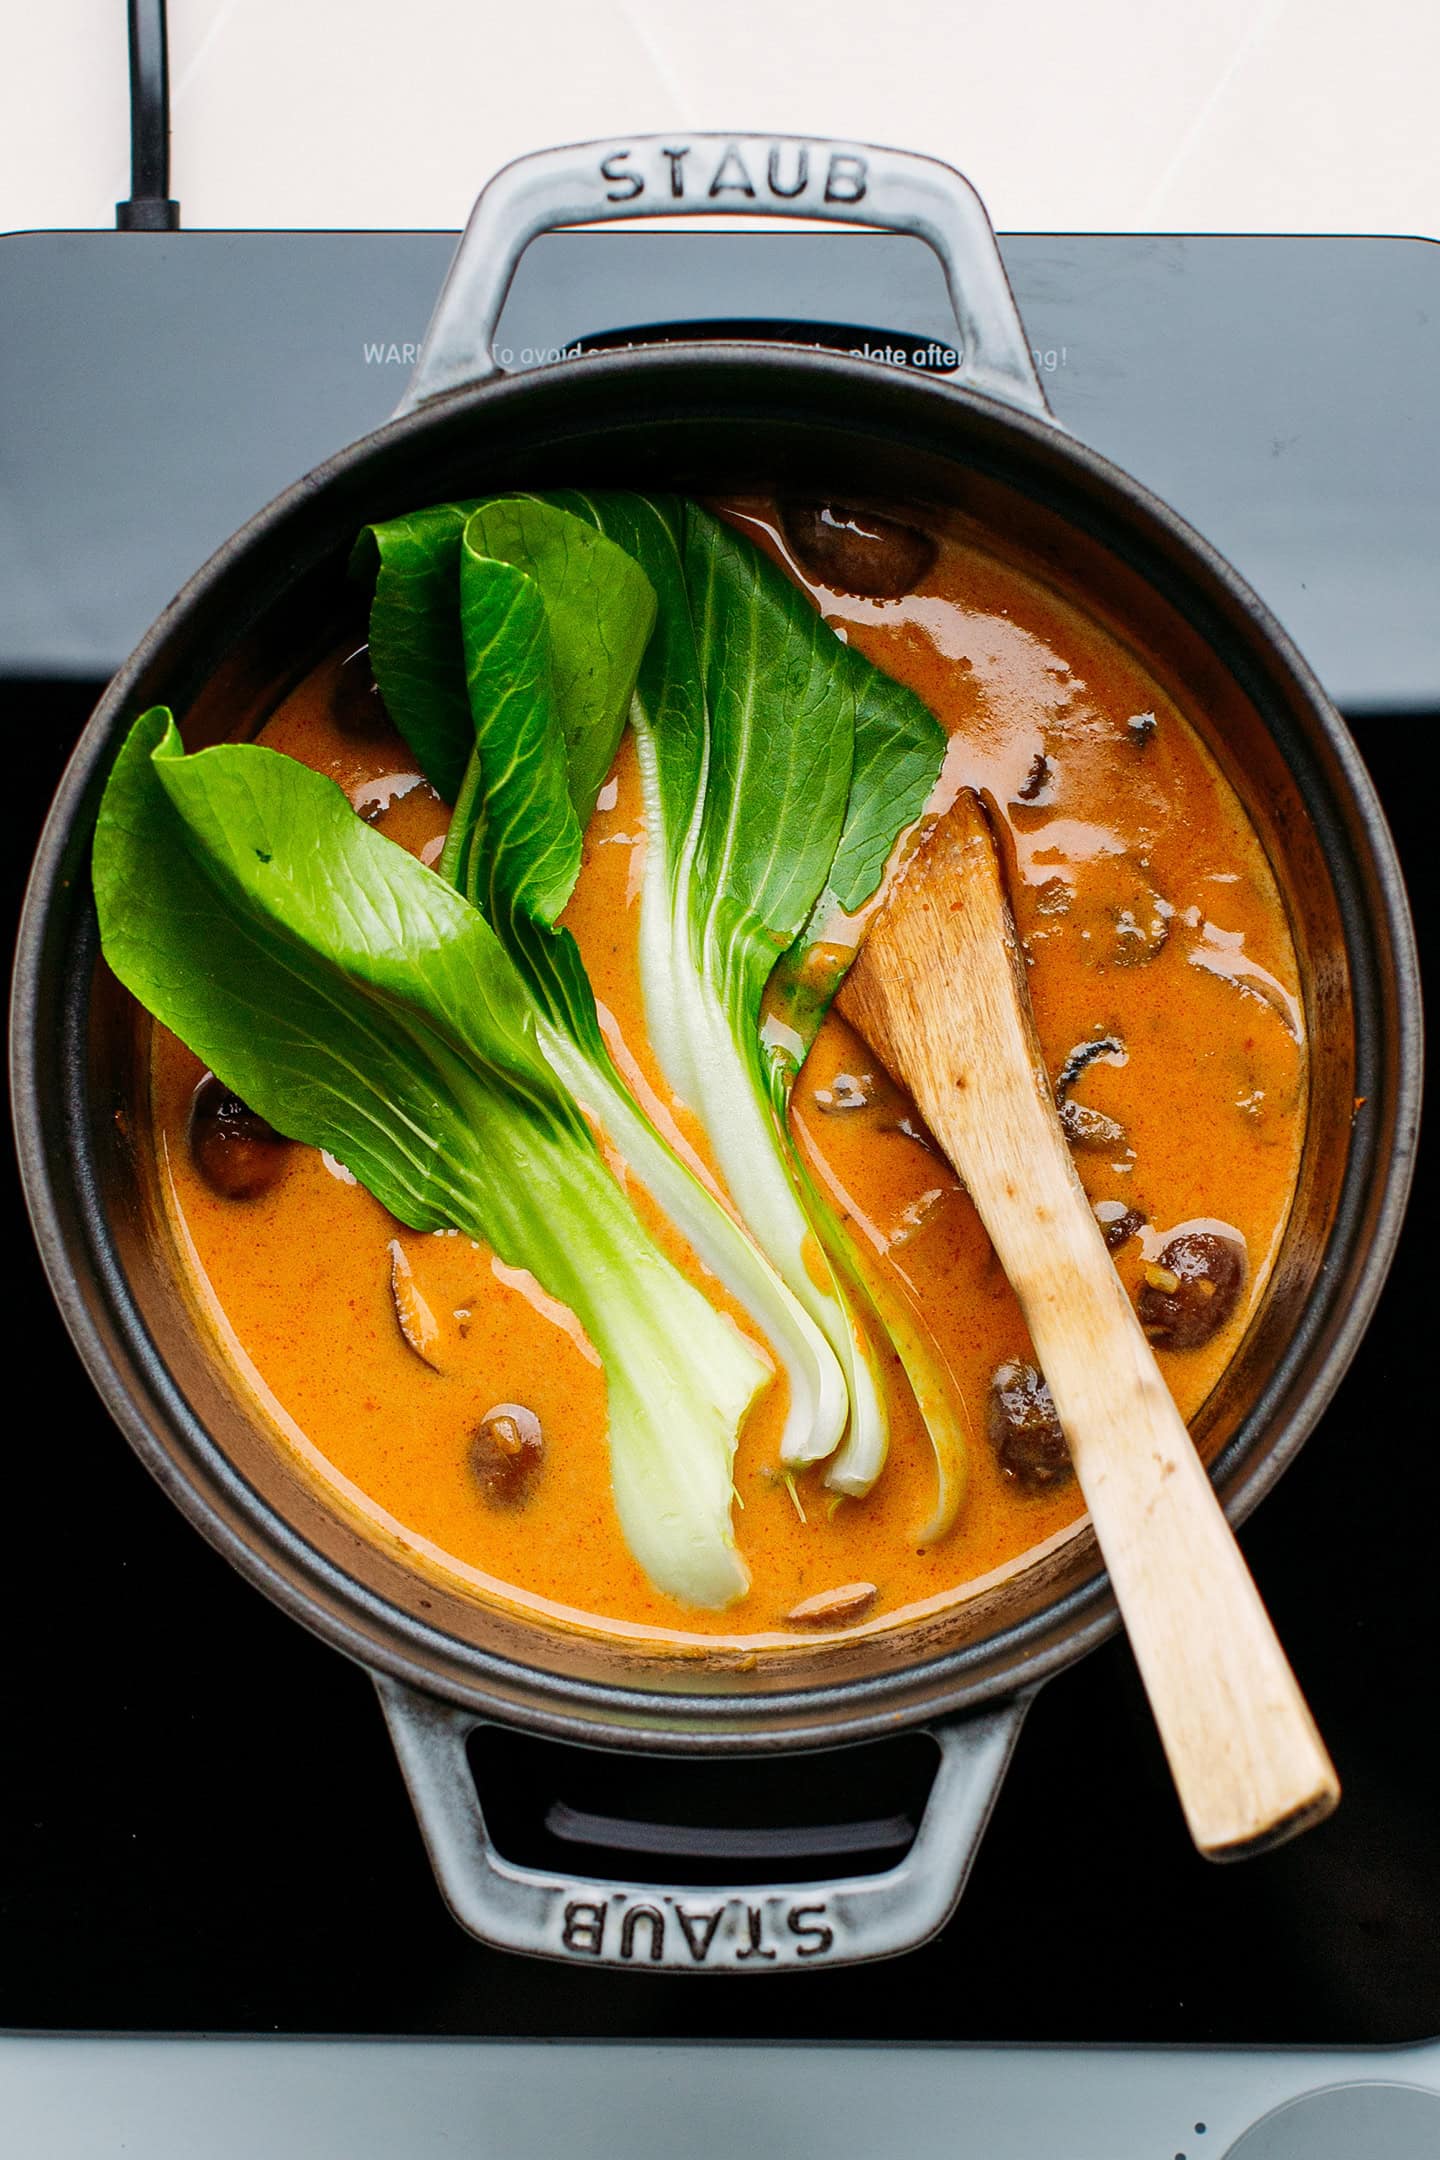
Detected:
[{"left": 149, "top": 504, "right": 1307, "bottom": 1647}]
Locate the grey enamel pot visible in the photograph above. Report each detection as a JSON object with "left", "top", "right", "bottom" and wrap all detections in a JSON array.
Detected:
[{"left": 11, "top": 136, "right": 1422, "bottom": 1973}]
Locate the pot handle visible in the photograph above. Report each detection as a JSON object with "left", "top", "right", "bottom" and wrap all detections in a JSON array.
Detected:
[
  {"left": 374, "top": 1672, "right": 1030, "bottom": 1972},
  {"left": 394, "top": 134, "right": 1048, "bottom": 420}
]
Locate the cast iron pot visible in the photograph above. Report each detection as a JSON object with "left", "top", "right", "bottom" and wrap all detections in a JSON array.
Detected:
[{"left": 12, "top": 137, "right": 1422, "bottom": 1974}]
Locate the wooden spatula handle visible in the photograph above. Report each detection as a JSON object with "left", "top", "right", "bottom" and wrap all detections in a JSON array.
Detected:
[{"left": 840, "top": 795, "right": 1338, "bottom": 1857}]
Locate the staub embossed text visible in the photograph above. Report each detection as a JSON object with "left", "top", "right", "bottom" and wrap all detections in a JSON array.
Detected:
[
  {"left": 557, "top": 1890, "right": 836, "bottom": 1968},
  {"left": 598, "top": 140, "right": 868, "bottom": 209}
]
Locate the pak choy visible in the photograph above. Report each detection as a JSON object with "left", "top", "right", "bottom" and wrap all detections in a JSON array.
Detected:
[
  {"left": 764, "top": 602, "right": 973, "bottom": 1536},
  {"left": 91, "top": 711, "right": 769, "bottom": 1608},
  {"left": 352, "top": 495, "right": 851, "bottom": 1471}
]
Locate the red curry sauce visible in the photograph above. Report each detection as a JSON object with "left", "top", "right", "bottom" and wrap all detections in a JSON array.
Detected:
[{"left": 149, "top": 504, "right": 1307, "bottom": 1647}]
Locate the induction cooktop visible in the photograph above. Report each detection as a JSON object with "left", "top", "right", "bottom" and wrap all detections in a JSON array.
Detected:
[{"left": 2, "top": 224, "right": 1436, "bottom": 2156}]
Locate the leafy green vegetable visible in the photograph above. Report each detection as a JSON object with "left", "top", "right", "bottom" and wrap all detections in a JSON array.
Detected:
[
  {"left": 351, "top": 494, "right": 656, "bottom": 830},
  {"left": 348, "top": 504, "right": 474, "bottom": 803},
  {"left": 440, "top": 540, "right": 582, "bottom": 928},
  {"left": 759, "top": 592, "right": 966, "bottom": 1516},
  {"left": 531, "top": 496, "right": 896, "bottom": 1487},
  {"left": 765, "top": 599, "right": 952, "bottom": 1068},
  {"left": 93, "top": 709, "right": 770, "bottom": 1608},
  {"left": 356, "top": 496, "right": 851, "bottom": 1472},
  {"left": 679, "top": 507, "right": 900, "bottom": 1488},
  {"left": 826, "top": 647, "right": 955, "bottom": 918},
  {"left": 464, "top": 494, "right": 658, "bottom": 829}
]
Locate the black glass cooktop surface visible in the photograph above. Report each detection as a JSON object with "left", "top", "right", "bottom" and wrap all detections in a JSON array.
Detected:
[{"left": 2, "top": 231, "right": 1435, "bottom": 2042}]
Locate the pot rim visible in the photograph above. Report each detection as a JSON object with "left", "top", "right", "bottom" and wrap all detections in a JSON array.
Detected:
[{"left": 11, "top": 340, "right": 1424, "bottom": 1753}]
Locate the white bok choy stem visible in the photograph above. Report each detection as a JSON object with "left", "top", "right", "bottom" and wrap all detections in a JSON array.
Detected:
[{"left": 631, "top": 703, "right": 888, "bottom": 1483}]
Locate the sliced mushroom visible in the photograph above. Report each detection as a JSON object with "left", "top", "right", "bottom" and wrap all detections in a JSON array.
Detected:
[
  {"left": 469, "top": 1404, "right": 544, "bottom": 1506},
  {"left": 779, "top": 502, "right": 937, "bottom": 599},
  {"left": 1056, "top": 1034, "right": 1127, "bottom": 1097},
  {"left": 1071, "top": 861, "right": 1171, "bottom": 968},
  {"left": 189, "top": 1075, "right": 291, "bottom": 1200},
  {"left": 387, "top": 1239, "right": 444, "bottom": 1370},
  {"left": 1093, "top": 1199, "right": 1146, "bottom": 1253},
  {"left": 1054, "top": 1035, "right": 1131, "bottom": 1156},
  {"left": 1015, "top": 751, "right": 1053, "bottom": 803},
  {"left": 1110, "top": 898, "right": 1170, "bottom": 965},
  {"left": 785, "top": 1581, "right": 878, "bottom": 1626},
  {"left": 1058, "top": 1100, "right": 1128, "bottom": 1153}
]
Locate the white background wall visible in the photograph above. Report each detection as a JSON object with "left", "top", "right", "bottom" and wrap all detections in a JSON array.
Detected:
[{"left": 2, "top": 0, "right": 1438, "bottom": 239}]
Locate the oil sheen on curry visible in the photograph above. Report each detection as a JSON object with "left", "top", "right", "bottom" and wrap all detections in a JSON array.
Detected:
[{"left": 148, "top": 497, "right": 1307, "bottom": 1649}]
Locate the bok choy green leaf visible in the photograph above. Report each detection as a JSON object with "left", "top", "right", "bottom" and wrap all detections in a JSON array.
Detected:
[
  {"left": 350, "top": 493, "right": 655, "bottom": 828},
  {"left": 92, "top": 710, "right": 770, "bottom": 1608},
  {"left": 348, "top": 503, "right": 475, "bottom": 804}
]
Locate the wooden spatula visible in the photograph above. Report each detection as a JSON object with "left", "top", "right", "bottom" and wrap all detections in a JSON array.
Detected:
[{"left": 837, "top": 791, "right": 1338, "bottom": 1857}]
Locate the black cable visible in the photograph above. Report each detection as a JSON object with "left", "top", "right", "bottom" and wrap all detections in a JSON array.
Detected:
[{"left": 116, "top": 0, "right": 180, "bottom": 231}]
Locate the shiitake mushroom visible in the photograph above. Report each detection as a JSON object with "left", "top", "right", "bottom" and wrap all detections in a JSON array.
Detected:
[
  {"left": 985, "top": 1360, "right": 1072, "bottom": 1490},
  {"left": 189, "top": 1075, "right": 291, "bottom": 1200},
  {"left": 1055, "top": 1034, "right": 1132, "bottom": 1156},
  {"left": 779, "top": 501, "right": 937, "bottom": 599},
  {"left": 1137, "top": 1230, "right": 1247, "bottom": 1350},
  {"left": 1015, "top": 751, "right": 1052, "bottom": 803},
  {"left": 1055, "top": 1034, "right": 1126, "bottom": 1095}
]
